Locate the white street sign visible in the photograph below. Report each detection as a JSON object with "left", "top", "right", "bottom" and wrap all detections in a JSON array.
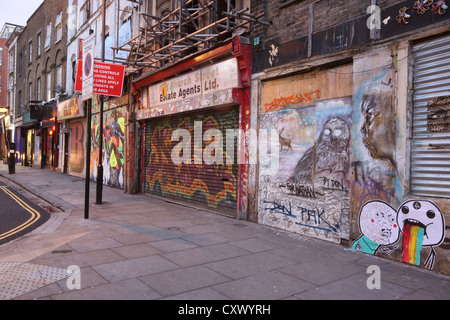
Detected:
[{"left": 82, "top": 33, "right": 96, "bottom": 101}]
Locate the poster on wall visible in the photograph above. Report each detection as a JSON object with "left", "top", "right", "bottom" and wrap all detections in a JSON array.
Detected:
[
  {"left": 258, "top": 97, "right": 353, "bottom": 243},
  {"left": 90, "top": 96, "right": 127, "bottom": 189}
]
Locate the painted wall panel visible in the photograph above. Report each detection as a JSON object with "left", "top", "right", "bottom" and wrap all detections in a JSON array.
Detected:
[
  {"left": 69, "top": 120, "right": 85, "bottom": 174},
  {"left": 90, "top": 96, "right": 127, "bottom": 189},
  {"left": 258, "top": 67, "right": 353, "bottom": 243}
]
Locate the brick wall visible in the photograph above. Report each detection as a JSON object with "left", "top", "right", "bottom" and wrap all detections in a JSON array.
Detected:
[
  {"left": 252, "top": 0, "right": 409, "bottom": 44},
  {"left": 251, "top": 0, "right": 447, "bottom": 73},
  {"left": 16, "top": 0, "right": 68, "bottom": 111}
]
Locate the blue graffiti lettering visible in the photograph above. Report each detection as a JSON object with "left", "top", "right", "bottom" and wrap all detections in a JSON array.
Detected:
[
  {"left": 296, "top": 206, "right": 339, "bottom": 233},
  {"left": 264, "top": 201, "right": 297, "bottom": 218}
]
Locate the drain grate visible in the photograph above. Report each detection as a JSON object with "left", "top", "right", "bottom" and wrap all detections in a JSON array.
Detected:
[{"left": 0, "top": 262, "right": 71, "bottom": 300}]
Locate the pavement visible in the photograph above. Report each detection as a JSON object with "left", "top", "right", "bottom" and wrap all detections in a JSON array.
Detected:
[{"left": 0, "top": 163, "right": 449, "bottom": 301}]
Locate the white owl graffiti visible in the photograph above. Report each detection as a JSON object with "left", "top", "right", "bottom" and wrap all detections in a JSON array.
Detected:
[{"left": 288, "top": 116, "right": 351, "bottom": 185}]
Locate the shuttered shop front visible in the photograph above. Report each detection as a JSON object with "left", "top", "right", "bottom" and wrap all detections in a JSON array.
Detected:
[
  {"left": 411, "top": 34, "right": 450, "bottom": 198},
  {"left": 143, "top": 105, "right": 240, "bottom": 215}
]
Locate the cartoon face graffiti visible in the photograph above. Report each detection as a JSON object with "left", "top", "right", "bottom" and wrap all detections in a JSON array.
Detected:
[
  {"left": 360, "top": 200, "right": 400, "bottom": 246},
  {"left": 351, "top": 200, "right": 400, "bottom": 255},
  {"left": 397, "top": 200, "right": 445, "bottom": 268},
  {"left": 397, "top": 200, "right": 445, "bottom": 248}
]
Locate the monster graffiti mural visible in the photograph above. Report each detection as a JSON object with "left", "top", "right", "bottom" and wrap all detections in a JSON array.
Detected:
[{"left": 258, "top": 97, "right": 353, "bottom": 243}]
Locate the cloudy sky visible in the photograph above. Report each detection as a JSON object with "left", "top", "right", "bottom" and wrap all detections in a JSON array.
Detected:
[{"left": 0, "top": 0, "right": 44, "bottom": 28}]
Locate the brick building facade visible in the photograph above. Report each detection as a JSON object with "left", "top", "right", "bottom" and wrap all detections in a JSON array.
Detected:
[{"left": 15, "top": 0, "right": 68, "bottom": 169}]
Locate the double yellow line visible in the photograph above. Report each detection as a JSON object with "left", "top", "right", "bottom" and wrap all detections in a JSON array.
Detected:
[{"left": 0, "top": 186, "right": 41, "bottom": 241}]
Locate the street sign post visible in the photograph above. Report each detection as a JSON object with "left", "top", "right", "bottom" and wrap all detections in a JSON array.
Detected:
[
  {"left": 82, "top": 32, "right": 95, "bottom": 220},
  {"left": 82, "top": 33, "right": 95, "bottom": 102}
]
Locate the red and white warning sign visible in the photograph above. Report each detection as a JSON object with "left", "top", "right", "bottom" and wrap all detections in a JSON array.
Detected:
[
  {"left": 76, "top": 60, "right": 125, "bottom": 98},
  {"left": 93, "top": 62, "right": 126, "bottom": 97}
]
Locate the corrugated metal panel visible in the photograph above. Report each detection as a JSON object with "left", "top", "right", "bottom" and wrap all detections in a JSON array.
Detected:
[
  {"left": 143, "top": 105, "right": 240, "bottom": 215},
  {"left": 411, "top": 35, "right": 450, "bottom": 198}
]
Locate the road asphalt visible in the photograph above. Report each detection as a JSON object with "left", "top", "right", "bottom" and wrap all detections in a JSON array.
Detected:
[
  {"left": 0, "top": 180, "right": 50, "bottom": 245},
  {"left": 0, "top": 163, "right": 449, "bottom": 303}
]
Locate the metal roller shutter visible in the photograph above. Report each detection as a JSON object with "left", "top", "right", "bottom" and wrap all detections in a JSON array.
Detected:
[
  {"left": 143, "top": 105, "right": 240, "bottom": 215},
  {"left": 411, "top": 35, "right": 450, "bottom": 198}
]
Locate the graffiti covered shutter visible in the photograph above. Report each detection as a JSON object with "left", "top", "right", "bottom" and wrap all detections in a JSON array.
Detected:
[
  {"left": 143, "top": 105, "right": 240, "bottom": 215},
  {"left": 412, "top": 35, "right": 450, "bottom": 198}
]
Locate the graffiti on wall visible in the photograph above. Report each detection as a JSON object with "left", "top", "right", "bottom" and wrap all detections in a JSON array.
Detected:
[
  {"left": 350, "top": 50, "right": 448, "bottom": 271},
  {"left": 351, "top": 199, "right": 445, "bottom": 270},
  {"left": 90, "top": 96, "right": 126, "bottom": 189},
  {"left": 398, "top": 200, "right": 445, "bottom": 269},
  {"left": 264, "top": 90, "right": 321, "bottom": 113},
  {"left": 258, "top": 97, "right": 353, "bottom": 243},
  {"left": 70, "top": 121, "right": 85, "bottom": 174},
  {"left": 351, "top": 64, "right": 403, "bottom": 233},
  {"left": 358, "top": 77, "right": 397, "bottom": 169},
  {"left": 144, "top": 110, "right": 238, "bottom": 211},
  {"left": 351, "top": 200, "right": 400, "bottom": 255}
]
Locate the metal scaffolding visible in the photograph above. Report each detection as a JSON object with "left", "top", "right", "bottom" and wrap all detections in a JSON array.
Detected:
[{"left": 114, "top": 0, "right": 269, "bottom": 74}]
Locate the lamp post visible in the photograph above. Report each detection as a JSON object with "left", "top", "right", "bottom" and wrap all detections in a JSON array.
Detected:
[{"left": 96, "top": 0, "right": 106, "bottom": 205}]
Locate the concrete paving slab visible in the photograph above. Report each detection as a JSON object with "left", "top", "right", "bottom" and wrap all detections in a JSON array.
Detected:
[
  {"left": 294, "top": 272, "right": 414, "bottom": 300},
  {"left": 212, "top": 270, "right": 315, "bottom": 300},
  {"left": 92, "top": 255, "right": 179, "bottom": 282},
  {"left": 50, "top": 278, "right": 162, "bottom": 300},
  {"left": 277, "top": 259, "right": 366, "bottom": 286},
  {"left": 204, "top": 251, "right": 294, "bottom": 280},
  {"left": 159, "top": 287, "right": 230, "bottom": 300},
  {"left": 228, "top": 237, "right": 279, "bottom": 253},
  {"left": 140, "top": 265, "right": 230, "bottom": 296},
  {"left": 161, "top": 243, "right": 250, "bottom": 267},
  {"left": 111, "top": 243, "right": 163, "bottom": 259}
]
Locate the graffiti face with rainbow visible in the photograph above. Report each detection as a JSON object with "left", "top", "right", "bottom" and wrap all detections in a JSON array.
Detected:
[{"left": 397, "top": 200, "right": 445, "bottom": 266}]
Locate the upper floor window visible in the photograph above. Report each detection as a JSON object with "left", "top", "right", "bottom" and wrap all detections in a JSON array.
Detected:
[
  {"left": 18, "top": 52, "right": 23, "bottom": 76},
  {"left": 29, "top": 82, "right": 33, "bottom": 101},
  {"left": 56, "top": 65, "right": 63, "bottom": 90},
  {"left": 37, "top": 33, "right": 41, "bottom": 56},
  {"left": 45, "top": 22, "right": 52, "bottom": 51},
  {"left": 56, "top": 12, "right": 63, "bottom": 43},
  {"left": 9, "top": 50, "right": 14, "bottom": 73},
  {"left": 80, "top": 0, "right": 91, "bottom": 26},
  {"left": 37, "top": 77, "right": 41, "bottom": 101},
  {"left": 46, "top": 71, "right": 52, "bottom": 101}
]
